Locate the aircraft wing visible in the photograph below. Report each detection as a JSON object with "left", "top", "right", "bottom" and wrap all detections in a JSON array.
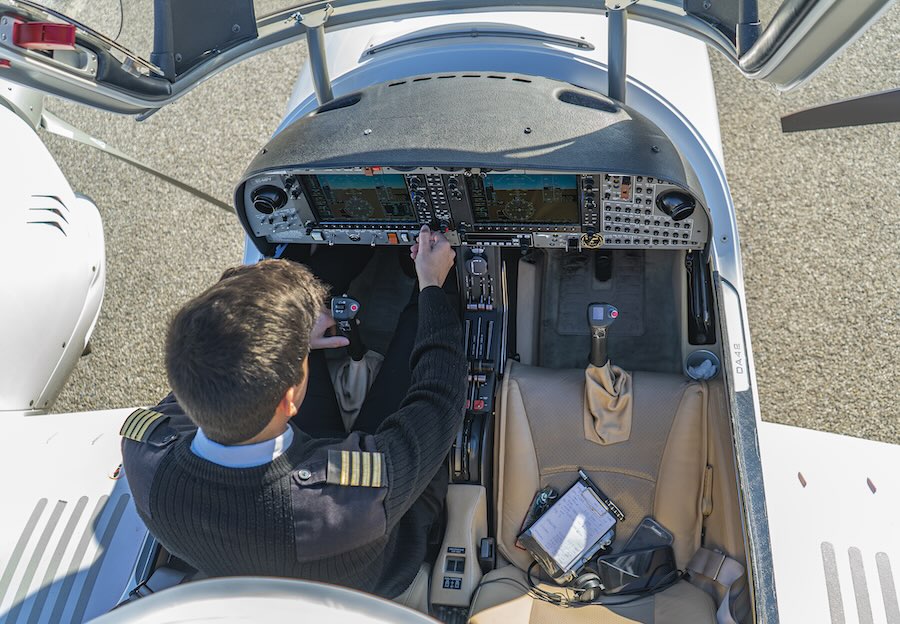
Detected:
[
  {"left": 0, "top": 409, "right": 147, "bottom": 624},
  {"left": 759, "top": 421, "right": 900, "bottom": 624}
]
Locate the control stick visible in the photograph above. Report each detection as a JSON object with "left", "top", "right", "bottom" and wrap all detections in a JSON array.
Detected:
[
  {"left": 331, "top": 295, "right": 366, "bottom": 361},
  {"left": 588, "top": 303, "right": 619, "bottom": 367}
]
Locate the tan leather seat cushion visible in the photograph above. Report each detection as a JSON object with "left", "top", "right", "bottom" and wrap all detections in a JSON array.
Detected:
[
  {"left": 496, "top": 362, "right": 707, "bottom": 570},
  {"left": 469, "top": 565, "right": 716, "bottom": 624}
]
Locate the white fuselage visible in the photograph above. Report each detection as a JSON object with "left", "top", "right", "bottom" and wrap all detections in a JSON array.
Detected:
[{"left": 0, "top": 80, "right": 106, "bottom": 414}]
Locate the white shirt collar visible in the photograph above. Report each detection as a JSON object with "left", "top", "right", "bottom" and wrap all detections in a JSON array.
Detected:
[{"left": 190, "top": 425, "right": 294, "bottom": 468}]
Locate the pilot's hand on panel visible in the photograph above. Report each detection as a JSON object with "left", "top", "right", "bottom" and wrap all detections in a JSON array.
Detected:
[
  {"left": 309, "top": 310, "right": 350, "bottom": 350},
  {"left": 411, "top": 225, "right": 455, "bottom": 291}
]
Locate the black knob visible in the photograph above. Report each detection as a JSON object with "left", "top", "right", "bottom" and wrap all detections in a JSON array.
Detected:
[
  {"left": 251, "top": 186, "right": 288, "bottom": 214},
  {"left": 655, "top": 190, "right": 696, "bottom": 221}
]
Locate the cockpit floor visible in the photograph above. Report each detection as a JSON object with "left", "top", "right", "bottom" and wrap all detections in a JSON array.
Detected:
[
  {"left": 347, "top": 248, "right": 416, "bottom": 355},
  {"left": 538, "top": 249, "right": 681, "bottom": 372}
]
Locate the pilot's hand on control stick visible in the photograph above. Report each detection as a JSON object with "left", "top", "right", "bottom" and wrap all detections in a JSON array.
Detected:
[
  {"left": 410, "top": 225, "right": 455, "bottom": 291},
  {"left": 309, "top": 310, "right": 350, "bottom": 350}
]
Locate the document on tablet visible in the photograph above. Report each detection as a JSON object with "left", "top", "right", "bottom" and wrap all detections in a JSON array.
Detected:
[{"left": 520, "top": 479, "right": 617, "bottom": 575}]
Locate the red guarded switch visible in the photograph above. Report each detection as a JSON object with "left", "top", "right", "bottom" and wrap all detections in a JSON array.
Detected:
[{"left": 13, "top": 22, "right": 76, "bottom": 51}]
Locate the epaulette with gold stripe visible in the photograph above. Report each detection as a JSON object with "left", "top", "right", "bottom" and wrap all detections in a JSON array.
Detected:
[
  {"left": 120, "top": 408, "right": 167, "bottom": 442},
  {"left": 327, "top": 450, "right": 387, "bottom": 487}
]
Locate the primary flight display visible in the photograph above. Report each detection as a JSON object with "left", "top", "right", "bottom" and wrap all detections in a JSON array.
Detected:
[
  {"left": 305, "top": 174, "right": 416, "bottom": 222},
  {"left": 468, "top": 174, "right": 579, "bottom": 223}
]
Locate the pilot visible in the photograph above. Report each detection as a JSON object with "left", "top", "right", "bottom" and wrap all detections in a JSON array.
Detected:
[{"left": 120, "top": 225, "right": 466, "bottom": 602}]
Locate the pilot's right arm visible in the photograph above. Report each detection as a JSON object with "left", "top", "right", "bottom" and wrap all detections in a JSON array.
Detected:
[{"left": 372, "top": 285, "right": 467, "bottom": 528}]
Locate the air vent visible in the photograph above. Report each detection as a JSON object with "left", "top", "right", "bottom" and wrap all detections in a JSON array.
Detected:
[
  {"left": 26, "top": 195, "right": 69, "bottom": 236},
  {"left": 557, "top": 89, "right": 619, "bottom": 113},
  {"left": 28, "top": 220, "right": 67, "bottom": 235},
  {"left": 315, "top": 93, "right": 362, "bottom": 114},
  {"left": 386, "top": 74, "right": 533, "bottom": 87},
  {"left": 251, "top": 186, "right": 288, "bottom": 214}
]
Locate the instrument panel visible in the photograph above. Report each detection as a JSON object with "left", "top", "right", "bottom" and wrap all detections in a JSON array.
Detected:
[{"left": 241, "top": 169, "right": 709, "bottom": 251}]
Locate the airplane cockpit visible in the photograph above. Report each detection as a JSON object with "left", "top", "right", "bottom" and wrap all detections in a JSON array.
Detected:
[
  {"left": 174, "top": 72, "right": 742, "bottom": 622},
  {"left": 3, "top": 0, "right": 898, "bottom": 619}
]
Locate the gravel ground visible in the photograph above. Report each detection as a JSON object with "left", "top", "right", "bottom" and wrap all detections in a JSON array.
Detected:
[{"left": 45, "top": 2, "right": 899, "bottom": 443}]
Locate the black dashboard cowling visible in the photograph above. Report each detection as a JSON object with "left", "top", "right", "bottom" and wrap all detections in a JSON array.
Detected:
[{"left": 234, "top": 73, "right": 704, "bottom": 254}]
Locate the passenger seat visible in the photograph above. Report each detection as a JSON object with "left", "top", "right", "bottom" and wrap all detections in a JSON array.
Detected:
[{"left": 469, "top": 361, "right": 716, "bottom": 623}]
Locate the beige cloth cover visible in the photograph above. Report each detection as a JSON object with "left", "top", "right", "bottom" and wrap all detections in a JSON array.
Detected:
[
  {"left": 326, "top": 351, "right": 384, "bottom": 431},
  {"left": 583, "top": 362, "right": 633, "bottom": 445}
]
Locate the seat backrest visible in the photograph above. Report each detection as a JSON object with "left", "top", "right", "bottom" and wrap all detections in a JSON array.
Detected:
[{"left": 495, "top": 361, "right": 708, "bottom": 571}]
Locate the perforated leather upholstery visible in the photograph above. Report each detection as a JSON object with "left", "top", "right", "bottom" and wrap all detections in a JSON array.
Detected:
[{"left": 470, "top": 361, "right": 715, "bottom": 624}]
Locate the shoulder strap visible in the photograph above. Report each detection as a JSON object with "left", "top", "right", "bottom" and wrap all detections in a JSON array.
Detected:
[
  {"left": 120, "top": 408, "right": 168, "bottom": 443},
  {"left": 687, "top": 547, "right": 749, "bottom": 624}
]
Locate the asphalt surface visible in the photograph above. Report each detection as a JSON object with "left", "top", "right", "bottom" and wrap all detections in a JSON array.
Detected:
[{"left": 45, "top": 2, "right": 899, "bottom": 444}]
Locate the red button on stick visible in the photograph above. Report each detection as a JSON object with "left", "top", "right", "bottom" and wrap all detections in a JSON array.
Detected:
[
  {"left": 350, "top": 304, "right": 359, "bottom": 312},
  {"left": 610, "top": 310, "right": 619, "bottom": 319},
  {"left": 13, "top": 22, "right": 76, "bottom": 50}
]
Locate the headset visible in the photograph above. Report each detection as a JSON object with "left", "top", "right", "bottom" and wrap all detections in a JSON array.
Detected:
[
  {"left": 475, "top": 561, "right": 683, "bottom": 609},
  {"left": 571, "top": 570, "right": 605, "bottom": 603}
]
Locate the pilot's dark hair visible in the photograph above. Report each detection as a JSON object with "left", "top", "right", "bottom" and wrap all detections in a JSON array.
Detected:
[{"left": 165, "top": 259, "right": 327, "bottom": 444}]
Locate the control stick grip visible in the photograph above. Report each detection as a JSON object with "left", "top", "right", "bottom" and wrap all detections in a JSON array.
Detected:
[
  {"left": 331, "top": 295, "right": 367, "bottom": 361},
  {"left": 587, "top": 303, "right": 618, "bottom": 368},
  {"left": 591, "top": 328, "right": 609, "bottom": 368}
]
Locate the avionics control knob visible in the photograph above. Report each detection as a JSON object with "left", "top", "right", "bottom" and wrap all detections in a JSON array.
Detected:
[
  {"left": 466, "top": 256, "right": 488, "bottom": 276},
  {"left": 655, "top": 190, "right": 696, "bottom": 221}
]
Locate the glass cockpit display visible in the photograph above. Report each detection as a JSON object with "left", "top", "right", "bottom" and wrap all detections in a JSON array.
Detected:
[
  {"left": 468, "top": 174, "right": 579, "bottom": 223},
  {"left": 305, "top": 174, "right": 415, "bottom": 222}
]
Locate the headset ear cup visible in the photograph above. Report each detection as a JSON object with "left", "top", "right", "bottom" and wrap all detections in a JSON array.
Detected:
[{"left": 573, "top": 572, "right": 603, "bottom": 603}]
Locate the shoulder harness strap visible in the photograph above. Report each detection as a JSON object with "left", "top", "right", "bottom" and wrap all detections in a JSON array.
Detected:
[
  {"left": 120, "top": 408, "right": 167, "bottom": 443},
  {"left": 687, "top": 547, "right": 749, "bottom": 624},
  {"left": 326, "top": 449, "right": 387, "bottom": 487}
]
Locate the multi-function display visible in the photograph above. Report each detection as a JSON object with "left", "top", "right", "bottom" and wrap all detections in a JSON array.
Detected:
[
  {"left": 467, "top": 174, "right": 579, "bottom": 224},
  {"left": 304, "top": 174, "right": 415, "bottom": 222}
]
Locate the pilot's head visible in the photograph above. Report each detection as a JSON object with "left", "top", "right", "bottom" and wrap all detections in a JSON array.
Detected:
[{"left": 165, "top": 259, "right": 327, "bottom": 444}]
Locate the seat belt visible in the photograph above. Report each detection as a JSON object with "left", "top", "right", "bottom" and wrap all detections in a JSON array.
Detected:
[{"left": 687, "top": 547, "right": 748, "bottom": 624}]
